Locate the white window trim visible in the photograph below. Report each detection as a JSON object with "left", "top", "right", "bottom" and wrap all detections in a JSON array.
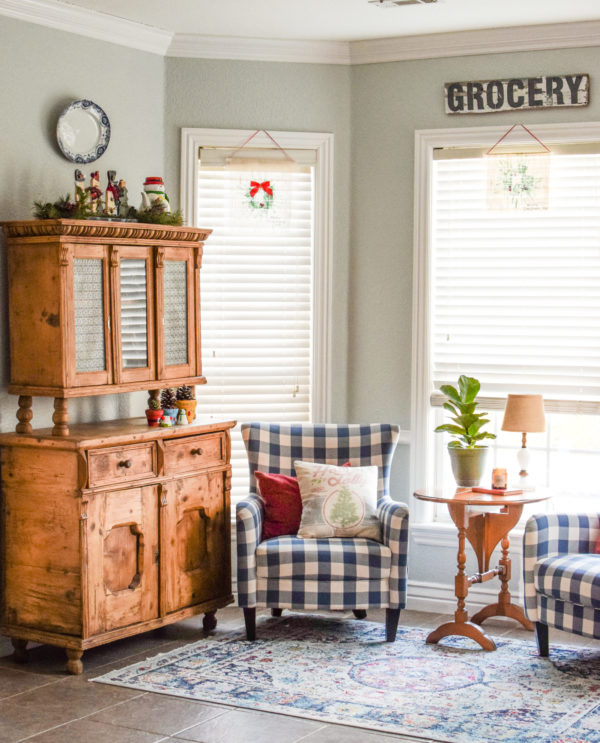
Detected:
[
  {"left": 180, "top": 127, "right": 334, "bottom": 422},
  {"left": 410, "top": 120, "right": 600, "bottom": 523}
]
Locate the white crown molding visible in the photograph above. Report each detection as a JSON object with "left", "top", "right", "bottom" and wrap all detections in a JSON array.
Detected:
[
  {"left": 167, "top": 34, "right": 351, "bottom": 65},
  {"left": 350, "top": 19, "right": 600, "bottom": 64},
  {"left": 0, "top": 0, "right": 173, "bottom": 55},
  {"left": 2, "top": 1, "right": 600, "bottom": 64}
]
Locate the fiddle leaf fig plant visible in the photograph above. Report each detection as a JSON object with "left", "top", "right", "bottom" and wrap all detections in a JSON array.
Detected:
[{"left": 434, "top": 375, "right": 496, "bottom": 449}]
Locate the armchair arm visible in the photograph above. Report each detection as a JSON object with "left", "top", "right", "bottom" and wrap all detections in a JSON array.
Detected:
[
  {"left": 377, "top": 497, "right": 409, "bottom": 609},
  {"left": 236, "top": 494, "right": 265, "bottom": 608},
  {"left": 523, "top": 513, "right": 600, "bottom": 621}
]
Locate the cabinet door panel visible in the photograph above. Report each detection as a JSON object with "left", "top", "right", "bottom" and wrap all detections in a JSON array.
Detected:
[
  {"left": 112, "top": 246, "right": 155, "bottom": 383},
  {"left": 69, "top": 245, "right": 112, "bottom": 387},
  {"left": 161, "top": 472, "right": 230, "bottom": 614},
  {"left": 85, "top": 485, "right": 159, "bottom": 637},
  {"left": 156, "top": 247, "right": 197, "bottom": 379}
]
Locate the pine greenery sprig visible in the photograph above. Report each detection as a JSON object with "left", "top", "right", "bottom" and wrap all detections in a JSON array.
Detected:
[
  {"left": 136, "top": 205, "right": 183, "bottom": 226},
  {"left": 33, "top": 188, "right": 94, "bottom": 220},
  {"left": 148, "top": 398, "right": 162, "bottom": 411}
]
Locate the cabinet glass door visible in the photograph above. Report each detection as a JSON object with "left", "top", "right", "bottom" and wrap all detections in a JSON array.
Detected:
[
  {"left": 71, "top": 246, "right": 111, "bottom": 387},
  {"left": 156, "top": 248, "right": 197, "bottom": 379},
  {"left": 113, "top": 246, "right": 155, "bottom": 384}
]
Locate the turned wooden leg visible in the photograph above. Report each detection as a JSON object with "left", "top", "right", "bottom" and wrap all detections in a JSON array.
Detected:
[
  {"left": 535, "top": 622, "right": 549, "bottom": 657},
  {"left": 65, "top": 648, "right": 83, "bottom": 675},
  {"left": 243, "top": 608, "right": 256, "bottom": 640},
  {"left": 386, "top": 608, "right": 401, "bottom": 642},
  {"left": 428, "top": 503, "right": 496, "bottom": 651},
  {"left": 202, "top": 611, "right": 217, "bottom": 631},
  {"left": 52, "top": 398, "right": 69, "bottom": 436},
  {"left": 353, "top": 609, "right": 367, "bottom": 620},
  {"left": 16, "top": 396, "right": 33, "bottom": 434},
  {"left": 271, "top": 608, "right": 283, "bottom": 617},
  {"left": 11, "top": 638, "right": 28, "bottom": 664}
]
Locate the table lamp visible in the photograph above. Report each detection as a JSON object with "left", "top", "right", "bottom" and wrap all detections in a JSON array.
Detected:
[{"left": 501, "top": 394, "right": 546, "bottom": 484}]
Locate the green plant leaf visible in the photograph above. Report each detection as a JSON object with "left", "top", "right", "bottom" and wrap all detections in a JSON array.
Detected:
[
  {"left": 467, "top": 419, "right": 489, "bottom": 436},
  {"left": 458, "top": 375, "right": 480, "bottom": 403},
  {"left": 443, "top": 402, "right": 459, "bottom": 415},
  {"left": 448, "top": 440, "right": 464, "bottom": 448},
  {"left": 454, "top": 413, "right": 478, "bottom": 430},
  {"left": 439, "top": 384, "right": 460, "bottom": 404},
  {"left": 434, "top": 424, "right": 465, "bottom": 436}
]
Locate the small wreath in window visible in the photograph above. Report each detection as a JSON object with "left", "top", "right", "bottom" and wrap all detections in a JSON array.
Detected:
[{"left": 246, "top": 180, "right": 274, "bottom": 210}]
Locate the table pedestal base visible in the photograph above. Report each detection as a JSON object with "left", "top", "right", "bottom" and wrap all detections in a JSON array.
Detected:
[
  {"left": 471, "top": 601, "right": 534, "bottom": 630},
  {"left": 426, "top": 620, "right": 496, "bottom": 651}
]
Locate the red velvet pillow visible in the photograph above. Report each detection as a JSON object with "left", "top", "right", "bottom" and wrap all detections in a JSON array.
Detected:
[
  {"left": 255, "top": 471, "right": 303, "bottom": 539},
  {"left": 255, "top": 462, "right": 352, "bottom": 540}
]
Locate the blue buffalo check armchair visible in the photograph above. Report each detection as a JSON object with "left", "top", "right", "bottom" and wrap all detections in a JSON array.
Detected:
[
  {"left": 523, "top": 513, "right": 600, "bottom": 655},
  {"left": 236, "top": 423, "right": 409, "bottom": 641}
]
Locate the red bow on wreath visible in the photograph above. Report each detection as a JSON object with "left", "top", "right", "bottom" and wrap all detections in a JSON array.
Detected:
[{"left": 249, "top": 181, "right": 273, "bottom": 198}]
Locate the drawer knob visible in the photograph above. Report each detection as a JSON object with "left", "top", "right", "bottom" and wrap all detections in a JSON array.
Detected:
[
  {"left": 190, "top": 448, "right": 204, "bottom": 456},
  {"left": 118, "top": 459, "right": 133, "bottom": 468}
]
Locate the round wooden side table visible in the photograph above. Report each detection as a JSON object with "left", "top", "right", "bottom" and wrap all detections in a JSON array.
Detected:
[{"left": 413, "top": 487, "right": 552, "bottom": 651}]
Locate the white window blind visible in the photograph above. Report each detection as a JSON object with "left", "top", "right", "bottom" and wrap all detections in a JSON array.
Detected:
[
  {"left": 431, "top": 153, "right": 600, "bottom": 403},
  {"left": 196, "top": 161, "right": 314, "bottom": 504}
]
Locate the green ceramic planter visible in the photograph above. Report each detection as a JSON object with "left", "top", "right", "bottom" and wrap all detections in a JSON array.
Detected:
[{"left": 448, "top": 446, "right": 488, "bottom": 487}]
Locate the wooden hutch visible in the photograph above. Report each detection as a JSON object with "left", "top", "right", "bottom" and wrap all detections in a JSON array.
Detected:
[{"left": 0, "top": 220, "right": 235, "bottom": 673}]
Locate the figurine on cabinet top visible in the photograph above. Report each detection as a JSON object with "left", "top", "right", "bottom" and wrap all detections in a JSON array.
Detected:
[
  {"left": 105, "top": 170, "right": 120, "bottom": 216},
  {"left": 140, "top": 177, "right": 171, "bottom": 213},
  {"left": 117, "top": 179, "right": 129, "bottom": 218},
  {"left": 74, "top": 169, "right": 85, "bottom": 201},
  {"left": 86, "top": 171, "right": 103, "bottom": 214}
]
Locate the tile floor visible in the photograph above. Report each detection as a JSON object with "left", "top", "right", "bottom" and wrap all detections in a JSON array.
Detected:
[{"left": 0, "top": 607, "right": 596, "bottom": 743}]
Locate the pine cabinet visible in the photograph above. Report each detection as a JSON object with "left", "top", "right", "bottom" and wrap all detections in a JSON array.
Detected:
[
  {"left": 0, "top": 219, "right": 236, "bottom": 675},
  {"left": 0, "top": 419, "right": 235, "bottom": 674},
  {"left": 2, "top": 220, "right": 209, "bottom": 435}
]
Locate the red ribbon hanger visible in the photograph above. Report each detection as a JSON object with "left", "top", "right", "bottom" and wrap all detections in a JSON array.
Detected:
[{"left": 249, "top": 181, "right": 273, "bottom": 197}]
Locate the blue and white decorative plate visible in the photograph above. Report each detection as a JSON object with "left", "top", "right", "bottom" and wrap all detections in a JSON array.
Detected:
[{"left": 57, "top": 99, "right": 110, "bottom": 163}]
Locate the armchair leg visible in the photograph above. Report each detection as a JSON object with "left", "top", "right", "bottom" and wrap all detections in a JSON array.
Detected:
[
  {"left": 535, "top": 621, "right": 549, "bottom": 657},
  {"left": 386, "top": 608, "right": 401, "bottom": 642},
  {"left": 353, "top": 610, "right": 367, "bottom": 620},
  {"left": 243, "top": 608, "right": 256, "bottom": 641},
  {"left": 271, "top": 608, "right": 283, "bottom": 617}
]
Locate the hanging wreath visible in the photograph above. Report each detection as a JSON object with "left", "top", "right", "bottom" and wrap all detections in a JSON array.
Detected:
[{"left": 246, "top": 180, "right": 274, "bottom": 210}]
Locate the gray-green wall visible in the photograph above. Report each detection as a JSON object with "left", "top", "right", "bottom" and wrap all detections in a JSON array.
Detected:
[
  {"left": 0, "top": 17, "right": 164, "bottom": 429},
  {"left": 164, "top": 58, "right": 352, "bottom": 422}
]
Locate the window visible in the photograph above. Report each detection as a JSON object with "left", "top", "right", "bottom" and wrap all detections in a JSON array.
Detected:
[
  {"left": 412, "top": 123, "right": 600, "bottom": 520},
  {"left": 181, "top": 129, "right": 333, "bottom": 505}
]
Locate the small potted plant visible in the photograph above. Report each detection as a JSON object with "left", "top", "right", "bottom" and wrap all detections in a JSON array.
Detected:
[
  {"left": 145, "top": 397, "right": 163, "bottom": 427},
  {"left": 160, "top": 388, "right": 178, "bottom": 424},
  {"left": 434, "top": 375, "right": 496, "bottom": 487},
  {"left": 176, "top": 384, "right": 197, "bottom": 424}
]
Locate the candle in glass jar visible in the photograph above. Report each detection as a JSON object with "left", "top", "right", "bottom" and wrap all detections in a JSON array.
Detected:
[{"left": 492, "top": 468, "right": 507, "bottom": 490}]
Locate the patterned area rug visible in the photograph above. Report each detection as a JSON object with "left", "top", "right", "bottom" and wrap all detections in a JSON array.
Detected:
[{"left": 93, "top": 615, "right": 600, "bottom": 743}]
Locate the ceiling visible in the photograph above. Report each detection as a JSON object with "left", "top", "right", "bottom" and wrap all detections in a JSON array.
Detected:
[{"left": 59, "top": 0, "right": 600, "bottom": 42}]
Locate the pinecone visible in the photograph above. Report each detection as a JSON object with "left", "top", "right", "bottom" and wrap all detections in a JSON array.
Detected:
[
  {"left": 160, "top": 388, "right": 177, "bottom": 409},
  {"left": 176, "top": 384, "right": 195, "bottom": 401}
]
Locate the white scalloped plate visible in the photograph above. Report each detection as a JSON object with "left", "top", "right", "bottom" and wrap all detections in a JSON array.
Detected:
[{"left": 57, "top": 99, "right": 111, "bottom": 164}]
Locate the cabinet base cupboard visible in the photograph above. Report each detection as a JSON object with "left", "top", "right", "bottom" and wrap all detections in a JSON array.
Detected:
[{"left": 0, "top": 418, "right": 236, "bottom": 674}]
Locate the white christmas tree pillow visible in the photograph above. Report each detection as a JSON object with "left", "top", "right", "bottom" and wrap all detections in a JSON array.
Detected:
[{"left": 294, "top": 461, "right": 381, "bottom": 541}]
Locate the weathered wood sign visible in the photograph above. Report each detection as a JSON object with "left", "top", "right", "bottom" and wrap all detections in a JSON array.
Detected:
[{"left": 445, "top": 74, "right": 589, "bottom": 114}]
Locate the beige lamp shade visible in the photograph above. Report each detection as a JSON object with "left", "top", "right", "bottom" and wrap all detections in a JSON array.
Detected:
[{"left": 501, "top": 394, "right": 546, "bottom": 433}]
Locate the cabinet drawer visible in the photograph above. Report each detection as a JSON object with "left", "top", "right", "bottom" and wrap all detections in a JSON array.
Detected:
[
  {"left": 163, "top": 434, "right": 224, "bottom": 475},
  {"left": 87, "top": 443, "right": 157, "bottom": 487}
]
